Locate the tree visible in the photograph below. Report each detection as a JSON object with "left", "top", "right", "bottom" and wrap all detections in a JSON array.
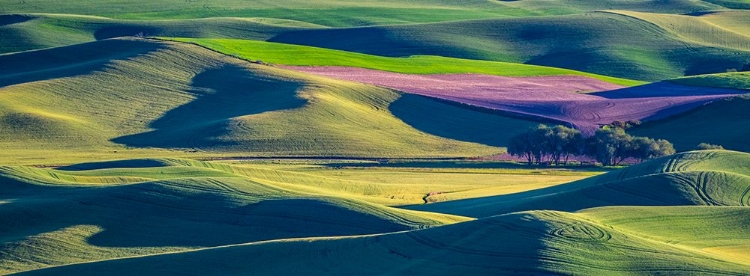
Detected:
[
  {"left": 588, "top": 127, "right": 633, "bottom": 166},
  {"left": 508, "top": 131, "right": 534, "bottom": 165},
  {"left": 629, "top": 137, "right": 675, "bottom": 162},
  {"left": 508, "top": 124, "right": 583, "bottom": 166},
  {"left": 546, "top": 125, "right": 583, "bottom": 165},
  {"left": 509, "top": 124, "right": 671, "bottom": 166},
  {"left": 654, "top": 139, "right": 676, "bottom": 158},
  {"left": 696, "top": 143, "right": 724, "bottom": 150}
]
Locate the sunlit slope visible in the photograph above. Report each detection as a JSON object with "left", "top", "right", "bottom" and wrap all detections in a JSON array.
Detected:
[
  {"left": 205, "top": 161, "right": 595, "bottom": 206},
  {"left": 500, "top": 0, "right": 728, "bottom": 15},
  {"left": 15, "top": 210, "right": 750, "bottom": 275},
  {"left": 581, "top": 206, "right": 750, "bottom": 265},
  {"left": 0, "top": 38, "right": 523, "bottom": 164},
  {"left": 608, "top": 10, "right": 750, "bottom": 51},
  {"left": 172, "top": 38, "right": 642, "bottom": 86},
  {"left": 699, "top": 10, "right": 750, "bottom": 36},
  {"left": 269, "top": 12, "right": 750, "bottom": 81},
  {"left": 0, "top": 159, "right": 464, "bottom": 274},
  {"left": 0, "top": 14, "right": 315, "bottom": 54},
  {"left": 408, "top": 150, "right": 750, "bottom": 217},
  {"left": 0, "top": 0, "right": 735, "bottom": 25}
]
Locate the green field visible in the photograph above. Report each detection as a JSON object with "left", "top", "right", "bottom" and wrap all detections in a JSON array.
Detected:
[
  {"left": 168, "top": 37, "right": 642, "bottom": 86},
  {"left": 263, "top": 11, "right": 750, "bottom": 80},
  {"left": 1, "top": 38, "right": 553, "bottom": 165},
  {"left": 2, "top": 151, "right": 749, "bottom": 275},
  {"left": 2, "top": 0, "right": 750, "bottom": 274}
]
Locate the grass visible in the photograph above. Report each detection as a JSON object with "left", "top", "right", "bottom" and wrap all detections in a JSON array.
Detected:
[
  {"left": 0, "top": 157, "right": 601, "bottom": 274},
  {"left": 0, "top": 13, "right": 316, "bottom": 54},
  {"left": 0, "top": 37, "right": 561, "bottom": 165},
  {"left": 628, "top": 72, "right": 750, "bottom": 152},
  {"left": 581, "top": 206, "right": 750, "bottom": 263},
  {"left": 168, "top": 37, "right": 643, "bottom": 86},
  {"left": 2, "top": 1, "right": 750, "bottom": 275},
  {"left": 0, "top": 1, "right": 539, "bottom": 27},
  {"left": 265, "top": 12, "right": 750, "bottom": 81},
  {"left": 699, "top": 10, "right": 750, "bottom": 36},
  {"left": 12, "top": 209, "right": 750, "bottom": 275},
  {"left": 670, "top": 71, "right": 750, "bottom": 90},
  {"left": 631, "top": 94, "right": 750, "bottom": 152},
  {"left": 608, "top": 10, "right": 750, "bottom": 51},
  {"left": 1, "top": 151, "right": 748, "bottom": 274},
  {"left": 408, "top": 150, "right": 750, "bottom": 217}
]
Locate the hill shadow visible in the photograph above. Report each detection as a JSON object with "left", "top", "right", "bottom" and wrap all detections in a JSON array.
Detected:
[
  {"left": 56, "top": 159, "right": 172, "bottom": 171},
  {"left": 592, "top": 81, "right": 748, "bottom": 99},
  {"left": 0, "top": 180, "right": 410, "bottom": 248},
  {"left": 389, "top": 94, "right": 552, "bottom": 147},
  {"left": 0, "top": 14, "right": 33, "bottom": 26},
  {"left": 0, "top": 39, "right": 164, "bottom": 88},
  {"left": 112, "top": 65, "right": 306, "bottom": 149}
]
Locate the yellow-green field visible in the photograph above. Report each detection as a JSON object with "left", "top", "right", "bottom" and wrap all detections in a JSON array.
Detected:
[
  {"left": 2, "top": 151, "right": 749, "bottom": 275},
  {"left": 2, "top": 1, "right": 750, "bottom": 275}
]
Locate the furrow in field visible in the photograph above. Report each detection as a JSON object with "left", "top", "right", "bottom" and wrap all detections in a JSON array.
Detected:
[{"left": 282, "top": 66, "right": 745, "bottom": 133}]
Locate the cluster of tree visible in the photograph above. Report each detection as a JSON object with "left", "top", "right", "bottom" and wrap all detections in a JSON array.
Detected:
[
  {"left": 608, "top": 120, "right": 641, "bottom": 130},
  {"left": 696, "top": 143, "right": 724, "bottom": 150},
  {"left": 508, "top": 125, "right": 675, "bottom": 166}
]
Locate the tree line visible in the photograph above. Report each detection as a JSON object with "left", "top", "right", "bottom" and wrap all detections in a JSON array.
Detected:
[{"left": 508, "top": 124, "right": 675, "bottom": 166}]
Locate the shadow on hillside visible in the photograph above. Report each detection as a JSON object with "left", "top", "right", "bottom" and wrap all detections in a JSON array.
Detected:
[
  {"left": 324, "top": 160, "right": 613, "bottom": 172},
  {"left": 112, "top": 65, "right": 306, "bottom": 149},
  {"left": 403, "top": 168, "right": 726, "bottom": 218},
  {"left": 0, "top": 39, "right": 164, "bottom": 88},
  {"left": 0, "top": 181, "right": 409, "bottom": 248},
  {"left": 593, "top": 81, "right": 748, "bottom": 98},
  {"left": 56, "top": 159, "right": 172, "bottom": 171},
  {"left": 389, "top": 94, "right": 546, "bottom": 147},
  {"left": 0, "top": 14, "right": 33, "bottom": 26},
  {"left": 94, "top": 25, "right": 161, "bottom": 40},
  {"left": 269, "top": 27, "right": 419, "bottom": 57}
]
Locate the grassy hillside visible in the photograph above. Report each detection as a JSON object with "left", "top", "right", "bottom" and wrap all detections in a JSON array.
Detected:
[
  {"left": 0, "top": 14, "right": 317, "bottom": 54},
  {"left": 609, "top": 10, "right": 750, "bottom": 51},
  {"left": 501, "top": 0, "right": 729, "bottom": 15},
  {"left": 0, "top": 37, "right": 559, "bottom": 165},
  {"left": 408, "top": 150, "right": 750, "bottom": 217},
  {"left": 670, "top": 71, "right": 750, "bottom": 90},
  {"left": 700, "top": 10, "right": 750, "bottom": 36},
  {"left": 0, "top": 157, "right": 605, "bottom": 274},
  {"left": 0, "top": 159, "right": 473, "bottom": 274},
  {"left": 268, "top": 12, "right": 750, "bottom": 81},
  {"left": 628, "top": 72, "right": 750, "bottom": 152},
  {"left": 0, "top": 0, "right": 734, "bottom": 25},
  {"left": 581, "top": 206, "right": 750, "bottom": 264},
  {"left": 631, "top": 94, "right": 750, "bottom": 152},
  {"left": 2, "top": 151, "right": 748, "bottom": 275},
  {"left": 0, "top": 1, "right": 536, "bottom": 26},
  {"left": 169, "top": 38, "right": 642, "bottom": 86},
  {"left": 14, "top": 210, "right": 750, "bottom": 275}
]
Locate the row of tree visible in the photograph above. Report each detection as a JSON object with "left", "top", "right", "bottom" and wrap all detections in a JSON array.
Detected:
[{"left": 507, "top": 125, "right": 675, "bottom": 166}]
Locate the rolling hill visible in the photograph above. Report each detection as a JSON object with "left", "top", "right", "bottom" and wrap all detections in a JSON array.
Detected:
[
  {"left": 0, "top": 14, "right": 316, "bottom": 54},
  {"left": 408, "top": 150, "right": 750, "bottom": 217},
  {"left": 0, "top": 159, "right": 469, "bottom": 274},
  {"left": 2, "top": 1, "right": 750, "bottom": 275},
  {"left": 0, "top": 37, "right": 553, "bottom": 165},
  {"left": 12, "top": 209, "right": 750, "bottom": 275},
  {"left": 630, "top": 72, "right": 750, "bottom": 152},
  {"left": 2, "top": 151, "right": 749, "bottom": 275},
  {"left": 267, "top": 11, "right": 750, "bottom": 80}
]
